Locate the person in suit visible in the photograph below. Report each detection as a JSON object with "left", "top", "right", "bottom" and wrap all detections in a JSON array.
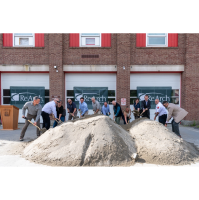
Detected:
[
  {"left": 163, "top": 101, "right": 188, "bottom": 138},
  {"left": 141, "top": 95, "right": 151, "bottom": 119}
]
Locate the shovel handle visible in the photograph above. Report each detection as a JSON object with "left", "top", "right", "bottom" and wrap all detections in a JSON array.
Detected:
[{"left": 24, "top": 117, "right": 41, "bottom": 130}]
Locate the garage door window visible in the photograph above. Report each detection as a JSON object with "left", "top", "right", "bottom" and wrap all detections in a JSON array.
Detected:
[
  {"left": 130, "top": 90, "right": 138, "bottom": 105},
  {"left": 146, "top": 33, "right": 168, "bottom": 47},
  {"left": 3, "top": 89, "right": 11, "bottom": 104},
  {"left": 66, "top": 90, "right": 115, "bottom": 104},
  {"left": 2, "top": 89, "right": 49, "bottom": 105},
  {"left": 171, "top": 89, "right": 179, "bottom": 104},
  {"left": 80, "top": 33, "right": 101, "bottom": 47}
]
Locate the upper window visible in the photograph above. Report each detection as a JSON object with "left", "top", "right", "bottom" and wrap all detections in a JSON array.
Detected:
[
  {"left": 13, "top": 33, "right": 35, "bottom": 47},
  {"left": 146, "top": 33, "right": 168, "bottom": 47},
  {"left": 80, "top": 33, "right": 101, "bottom": 47}
]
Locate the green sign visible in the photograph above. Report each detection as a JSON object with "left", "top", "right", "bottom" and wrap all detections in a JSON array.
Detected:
[
  {"left": 137, "top": 87, "right": 172, "bottom": 109},
  {"left": 74, "top": 87, "right": 108, "bottom": 109},
  {"left": 10, "top": 86, "right": 45, "bottom": 109}
]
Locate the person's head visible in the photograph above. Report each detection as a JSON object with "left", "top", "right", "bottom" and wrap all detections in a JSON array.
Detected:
[
  {"left": 33, "top": 96, "right": 40, "bottom": 105},
  {"left": 126, "top": 106, "right": 129, "bottom": 112},
  {"left": 54, "top": 98, "right": 60, "bottom": 105},
  {"left": 162, "top": 101, "right": 169, "bottom": 108},
  {"left": 104, "top": 102, "right": 108, "bottom": 107},
  {"left": 135, "top": 98, "right": 139, "bottom": 104},
  {"left": 145, "top": 95, "right": 149, "bottom": 101},
  {"left": 91, "top": 97, "right": 96, "bottom": 103},
  {"left": 80, "top": 97, "right": 84, "bottom": 103},
  {"left": 155, "top": 99, "right": 159, "bottom": 105},
  {"left": 112, "top": 100, "right": 116, "bottom": 106},
  {"left": 68, "top": 98, "right": 72, "bottom": 105},
  {"left": 57, "top": 100, "right": 62, "bottom": 107}
]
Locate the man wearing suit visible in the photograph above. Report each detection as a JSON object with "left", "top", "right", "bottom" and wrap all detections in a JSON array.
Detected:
[
  {"left": 141, "top": 95, "right": 151, "bottom": 119},
  {"left": 163, "top": 101, "right": 188, "bottom": 138}
]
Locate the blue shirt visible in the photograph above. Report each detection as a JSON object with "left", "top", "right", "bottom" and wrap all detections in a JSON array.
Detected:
[
  {"left": 67, "top": 102, "right": 77, "bottom": 113},
  {"left": 101, "top": 104, "right": 110, "bottom": 116},
  {"left": 42, "top": 101, "right": 57, "bottom": 118},
  {"left": 134, "top": 102, "right": 140, "bottom": 110},
  {"left": 79, "top": 101, "right": 88, "bottom": 115}
]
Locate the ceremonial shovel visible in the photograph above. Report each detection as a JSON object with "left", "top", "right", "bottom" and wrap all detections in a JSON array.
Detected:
[{"left": 24, "top": 117, "right": 47, "bottom": 134}]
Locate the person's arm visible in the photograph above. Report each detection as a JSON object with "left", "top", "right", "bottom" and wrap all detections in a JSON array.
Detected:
[
  {"left": 148, "top": 100, "right": 151, "bottom": 109},
  {"left": 73, "top": 103, "right": 77, "bottom": 114},
  {"left": 95, "top": 102, "right": 101, "bottom": 113},
  {"left": 115, "top": 106, "right": 120, "bottom": 117},
  {"left": 52, "top": 104, "right": 57, "bottom": 119},
  {"left": 124, "top": 112, "right": 128, "bottom": 124},
  {"left": 108, "top": 105, "right": 110, "bottom": 114},
  {"left": 35, "top": 107, "right": 42, "bottom": 123},
  {"left": 102, "top": 106, "right": 106, "bottom": 115},
  {"left": 22, "top": 103, "right": 28, "bottom": 118},
  {"left": 166, "top": 106, "right": 173, "bottom": 123},
  {"left": 81, "top": 103, "right": 87, "bottom": 116}
]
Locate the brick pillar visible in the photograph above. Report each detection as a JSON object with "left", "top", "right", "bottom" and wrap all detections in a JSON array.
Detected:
[
  {"left": 182, "top": 34, "right": 199, "bottom": 121},
  {"left": 49, "top": 34, "right": 65, "bottom": 106},
  {"left": 116, "top": 34, "right": 131, "bottom": 110}
]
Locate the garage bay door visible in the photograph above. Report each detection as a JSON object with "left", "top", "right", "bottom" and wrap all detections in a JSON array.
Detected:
[
  {"left": 130, "top": 73, "right": 181, "bottom": 121},
  {"left": 65, "top": 73, "right": 116, "bottom": 120},
  {"left": 1, "top": 73, "right": 49, "bottom": 123}
]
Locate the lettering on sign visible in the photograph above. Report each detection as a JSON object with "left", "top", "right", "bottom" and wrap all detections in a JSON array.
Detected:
[
  {"left": 4, "top": 109, "right": 10, "bottom": 117},
  {"left": 121, "top": 98, "right": 126, "bottom": 106}
]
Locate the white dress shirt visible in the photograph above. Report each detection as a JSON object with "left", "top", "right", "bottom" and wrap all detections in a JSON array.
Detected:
[
  {"left": 156, "top": 102, "right": 167, "bottom": 116},
  {"left": 42, "top": 101, "right": 57, "bottom": 118}
]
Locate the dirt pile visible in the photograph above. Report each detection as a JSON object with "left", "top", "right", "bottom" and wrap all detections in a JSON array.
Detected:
[
  {"left": 129, "top": 119, "right": 199, "bottom": 165},
  {"left": 23, "top": 115, "right": 137, "bottom": 166}
]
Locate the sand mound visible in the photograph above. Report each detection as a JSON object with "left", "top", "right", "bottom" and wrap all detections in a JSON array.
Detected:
[
  {"left": 23, "top": 115, "right": 137, "bottom": 166},
  {"left": 129, "top": 119, "right": 199, "bottom": 165}
]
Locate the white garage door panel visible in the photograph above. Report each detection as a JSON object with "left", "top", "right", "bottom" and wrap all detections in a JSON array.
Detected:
[
  {"left": 65, "top": 73, "right": 116, "bottom": 120},
  {"left": 130, "top": 73, "right": 181, "bottom": 121},
  {"left": 1, "top": 73, "right": 49, "bottom": 123},
  {"left": 65, "top": 74, "right": 116, "bottom": 90}
]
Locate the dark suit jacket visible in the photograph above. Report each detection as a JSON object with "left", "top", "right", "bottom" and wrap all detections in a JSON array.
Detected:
[{"left": 141, "top": 100, "right": 151, "bottom": 118}]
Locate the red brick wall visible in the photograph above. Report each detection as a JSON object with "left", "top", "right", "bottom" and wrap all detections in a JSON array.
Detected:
[
  {"left": 63, "top": 34, "right": 117, "bottom": 65},
  {"left": 181, "top": 34, "right": 199, "bottom": 121},
  {"left": 0, "top": 34, "right": 49, "bottom": 65},
  {"left": 116, "top": 34, "right": 131, "bottom": 110},
  {"left": 48, "top": 34, "right": 65, "bottom": 107}
]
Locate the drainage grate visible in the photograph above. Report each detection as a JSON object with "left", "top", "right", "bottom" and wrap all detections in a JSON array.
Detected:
[{"left": 81, "top": 55, "right": 99, "bottom": 58}]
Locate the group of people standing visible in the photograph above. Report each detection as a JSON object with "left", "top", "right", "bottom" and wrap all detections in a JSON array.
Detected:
[{"left": 19, "top": 94, "right": 188, "bottom": 141}]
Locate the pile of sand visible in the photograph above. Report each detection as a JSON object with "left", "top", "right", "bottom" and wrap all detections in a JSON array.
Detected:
[
  {"left": 23, "top": 115, "right": 137, "bottom": 166},
  {"left": 129, "top": 119, "right": 199, "bottom": 165}
]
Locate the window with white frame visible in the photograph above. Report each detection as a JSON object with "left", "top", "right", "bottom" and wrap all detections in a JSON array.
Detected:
[
  {"left": 146, "top": 33, "right": 168, "bottom": 47},
  {"left": 80, "top": 33, "right": 101, "bottom": 47},
  {"left": 13, "top": 33, "right": 34, "bottom": 47}
]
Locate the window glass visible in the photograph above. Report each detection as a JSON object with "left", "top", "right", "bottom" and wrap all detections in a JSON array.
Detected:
[
  {"left": 3, "top": 97, "right": 10, "bottom": 104},
  {"left": 19, "top": 38, "right": 29, "bottom": 45},
  {"left": 147, "top": 33, "right": 167, "bottom": 46},
  {"left": 108, "top": 90, "right": 115, "bottom": 97},
  {"left": 148, "top": 37, "right": 165, "bottom": 45},
  {"left": 130, "top": 90, "right": 137, "bottom": 97},
  {"left": 14, "top": 33, "right": 33, "bottom": 36},
  {"left": 171, "top": 89, "right": 179, "bottom": 96},
  {"left": 3, "top": 89, "right": 10, "bottom": 96},
  {"left": 130, "top": 98, "right": 137, "bottom": 105},
  {"left": 67, "top": 90, "right": 74, "bottom": 96},
  {"left": 45, "top": 90, "right": 49, "bottom": 96},
  {"left": 148, "top": 33, "right": 166, "bottom": 35},
  {"left": 45, "top": 98, "right": 49, "bottom": 103},
  {"left": 81, "top": 33, "right": 100, "bottom": 36},
  {"left": 86, "top": 38, "right": 95, "bottom": 45},
  {"left": 108, "top": 98, "right": 115, "bottom": 104}
]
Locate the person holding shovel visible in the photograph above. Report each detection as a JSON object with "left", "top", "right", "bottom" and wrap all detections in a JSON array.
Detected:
[
  {"left": 67, "top": 99, "right": 77, "bottom": 120},
  {"left": 20, "top": 96, "right": 42, "bottom": 141},
  {"left": 141, "top": 95, "right": 151, "bottom": 119},
  {"left": 53, "top": 100, "right": 65, "bottom": 127}
]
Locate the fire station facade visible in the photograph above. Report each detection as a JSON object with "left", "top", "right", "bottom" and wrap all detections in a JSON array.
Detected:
[{"left": 0, "top": 33, "right": 198, "bottom": 122}]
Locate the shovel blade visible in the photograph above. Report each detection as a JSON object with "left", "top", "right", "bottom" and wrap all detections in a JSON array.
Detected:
[{"left": 40, "top": 128, "right": 47, "bottom": 134}]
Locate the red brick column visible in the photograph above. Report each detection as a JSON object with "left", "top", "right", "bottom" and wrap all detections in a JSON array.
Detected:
[
  {"left": 116, "top": 34, "right": 131, "bottom": 110},
  {"left": 182, "top": 34, "right": 199, "bottom": 121},
  {"left": 49, "top": 34, "right": 65, "bottom": 107}
]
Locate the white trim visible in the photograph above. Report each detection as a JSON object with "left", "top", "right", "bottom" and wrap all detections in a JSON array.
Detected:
[
  {"left": 0, "top": 65, "right": 49, "bottom": 71},
  {"left": 79, "top": 33, "right": 101, "bottom": 47},
  {"left": 130, "top": 65, "right": 184, "bottom": 72},
  {"left": 146, "top": 33, "right": 168, "bottom": 47},
  {"left": 13, "top": 33, "right": 35, "bottom": 47},
  {"left": 63, "top": 65, "right": 117, "bottom": 72}
]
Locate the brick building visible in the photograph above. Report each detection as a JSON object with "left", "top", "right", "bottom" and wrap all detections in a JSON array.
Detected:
[{"left": 0, "top": 33, "right": 198, "bottom": 123}]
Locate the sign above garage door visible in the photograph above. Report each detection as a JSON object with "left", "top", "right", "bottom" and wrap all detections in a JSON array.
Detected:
[
  {"left": 74, "top": 87, "right": 108, "bottom": 109},
  {"left": 137, "top": 87, "right": 172, "bottom": 109},
  {"left": 10, "top": 86, "right": 45, "bottom": 109}
]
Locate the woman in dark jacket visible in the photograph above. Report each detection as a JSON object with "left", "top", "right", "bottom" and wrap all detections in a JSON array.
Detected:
[
  {"left": 53, "top": 100, "right": 65, "bottom": 128},
  {"left": 133, "top": 98, "right": 140, "bottom": 119}
]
